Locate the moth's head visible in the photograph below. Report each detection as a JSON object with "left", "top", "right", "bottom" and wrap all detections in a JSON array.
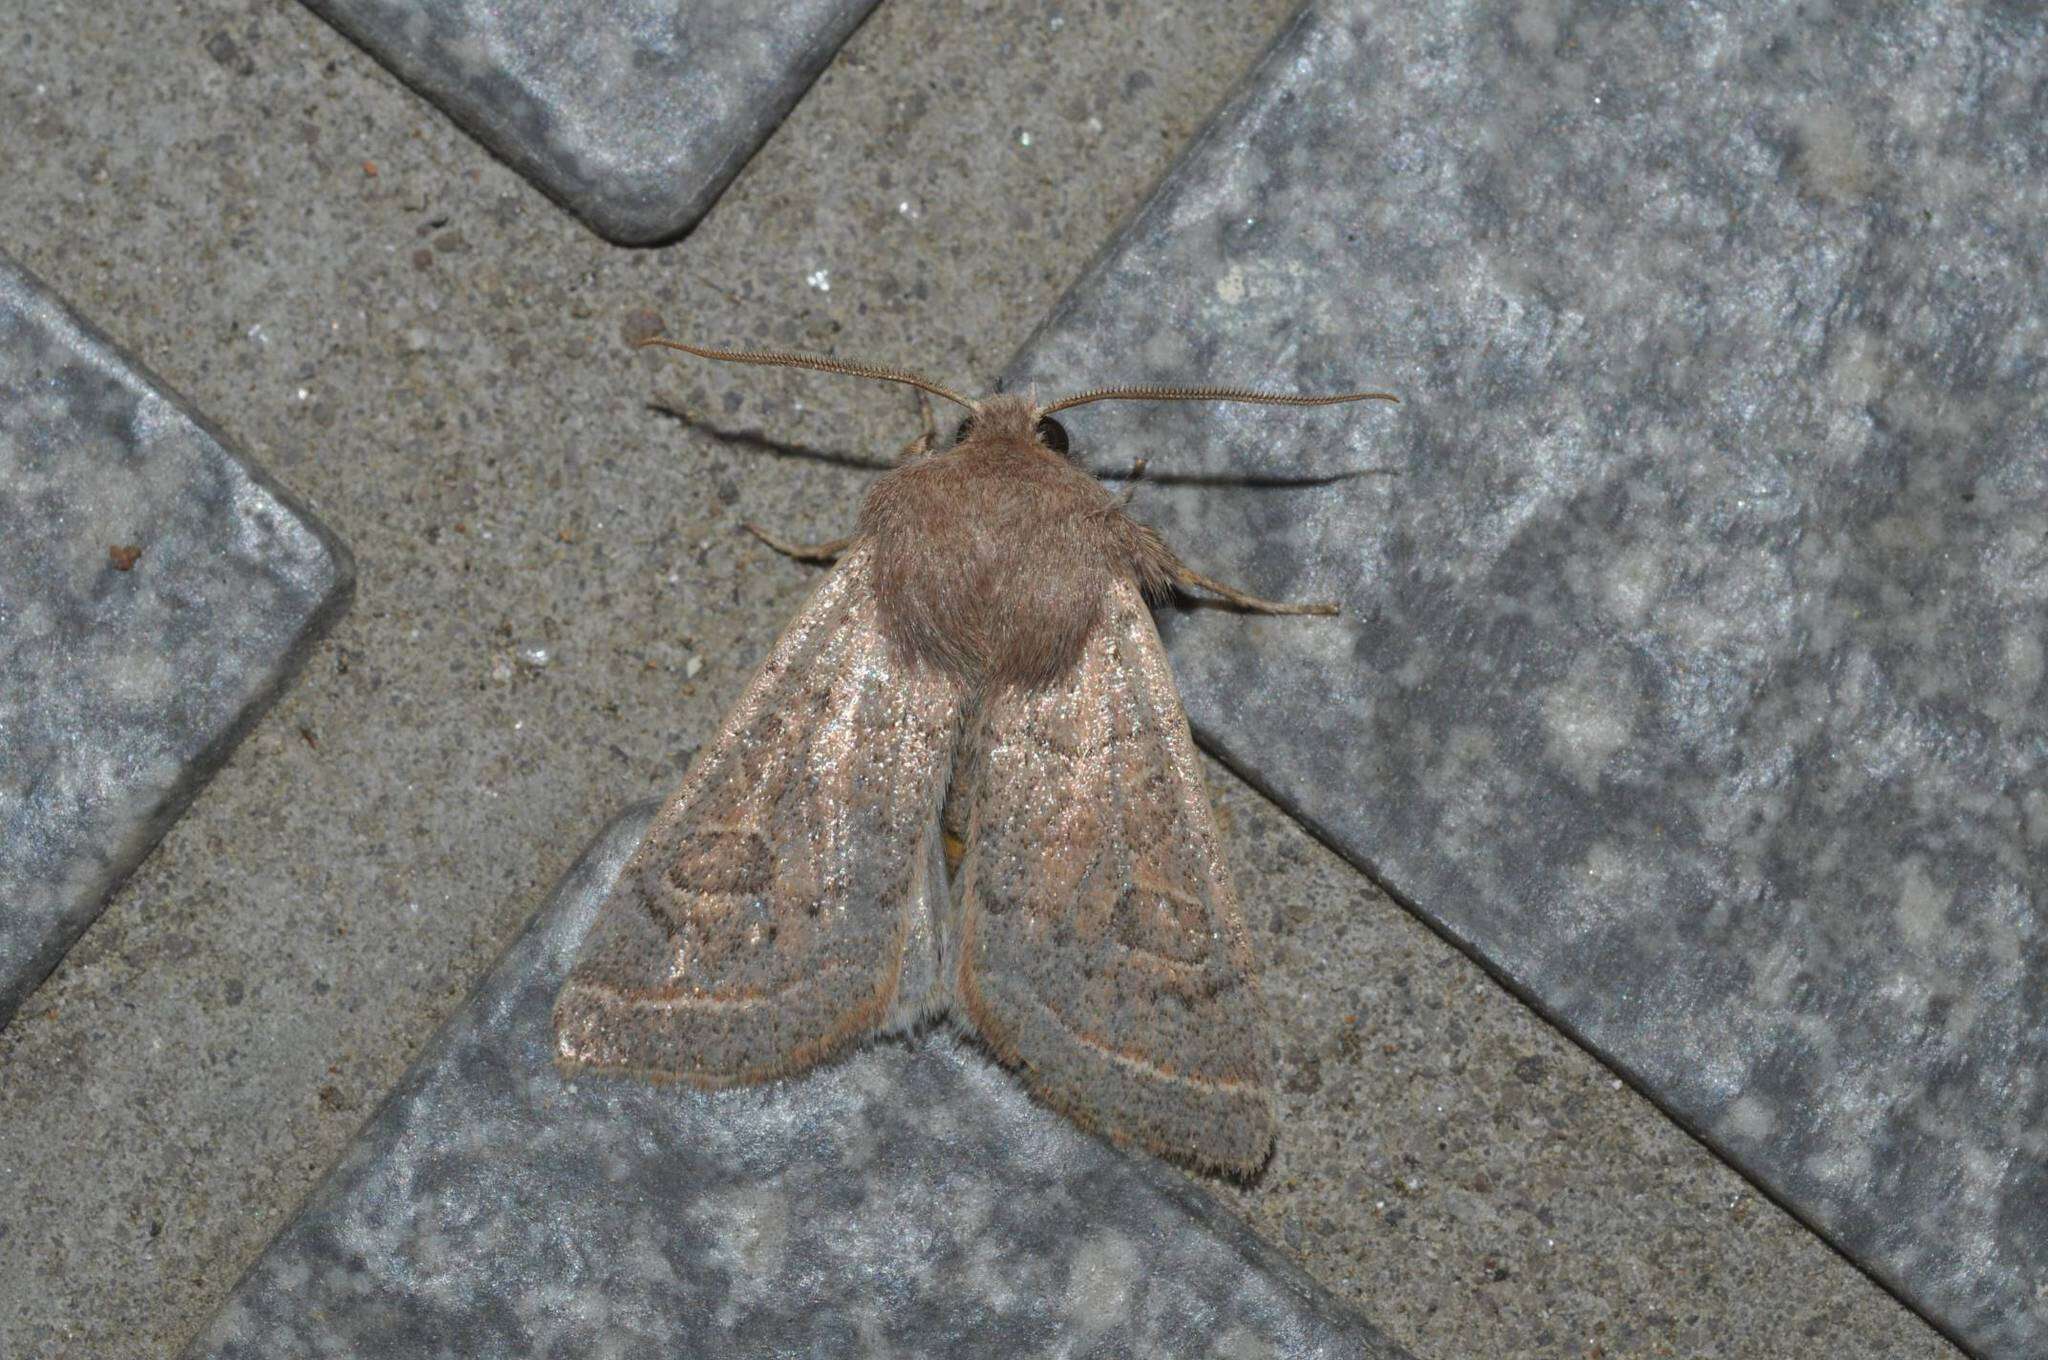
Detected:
[{"left": 948, "top": 394, "right": 1072, "bottom": 460}]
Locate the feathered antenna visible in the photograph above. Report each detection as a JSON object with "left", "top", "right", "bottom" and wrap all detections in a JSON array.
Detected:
[
  {"left": 635, "top": 338, "right": 977, "bottom": 412},
  {"left": 1039, "top": 383, "right": 1398, "bottom": 416}
]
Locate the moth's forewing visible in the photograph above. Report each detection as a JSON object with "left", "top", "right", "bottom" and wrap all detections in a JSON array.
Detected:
[
  {"left": 954, "top": 576, "right": 1275, "bottom": 1175},
  {"left": 554, "top": 543, "right": 961, "bottom": 1086}
]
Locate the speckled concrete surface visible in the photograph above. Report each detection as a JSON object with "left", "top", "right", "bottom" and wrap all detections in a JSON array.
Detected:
[
  {"left": 1012, "top": 5, "right": 2047, "bottom": 1354},
  {"left": 188, "top": 806, "right": 1404, "bottom": 1360},
  {"left": 301, "top": 0, "right": 878, "bottom": 242},
  {"left": 0, "top": 252, "right": 352, "bottom": 1029},
  {"left": 0, "top": 1, "right": 1970, "bottom": 1358}
]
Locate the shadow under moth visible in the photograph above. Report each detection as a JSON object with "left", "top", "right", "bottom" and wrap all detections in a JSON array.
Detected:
[{"left": 554, "top": 338, "right": 1393, "bottom": 1176}]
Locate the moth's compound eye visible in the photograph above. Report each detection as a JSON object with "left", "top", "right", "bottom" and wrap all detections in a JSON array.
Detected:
[
  {"left": 1034, "top": 416, "right": 1070, "bottom": 456},
  {"left": 952, "top": 416, "right": 977, "bottom": 445}
]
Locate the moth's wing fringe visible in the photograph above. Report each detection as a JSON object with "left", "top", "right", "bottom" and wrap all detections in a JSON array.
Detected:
[
  {"left": 941, "top": 1007, "right": 1273, "bottom": 1181},
  {"left": 554, "top": 541, "right": 962, "bottom": 1087},
  {"left": 953, "top": 575, "right": 1276, "bottom": 1176}
]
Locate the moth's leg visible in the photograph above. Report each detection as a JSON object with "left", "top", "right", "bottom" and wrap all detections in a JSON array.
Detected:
[
  {"left": 1175, "top": 564, "right": 1338, "bottom": 616},
  {"left": 899, "top": 392, "right": 937, "bottom": 463},
  {"left": 1114, "top": 457, "right": 1149, "bottom": 507},
  {"left": 743, "top": 522, "right": 856, "bottom": 563}
]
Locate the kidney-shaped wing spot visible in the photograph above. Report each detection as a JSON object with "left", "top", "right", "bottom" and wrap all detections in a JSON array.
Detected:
[
  {"left": 554, "top": 543, "right": 962, "bottom": 1086},
  {"left": 955, "top": 575, "right": 1274, "bottom": 1175}
]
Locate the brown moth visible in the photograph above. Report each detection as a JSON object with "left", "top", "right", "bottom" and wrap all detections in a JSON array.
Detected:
[{"left": 553, "top": 338, "right": 1394, "bottom": 1175}]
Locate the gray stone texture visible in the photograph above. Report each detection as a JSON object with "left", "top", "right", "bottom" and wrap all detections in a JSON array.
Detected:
[
  {"left": 0, "top": 1, "right": 1967, "bottom": 1356},
  {"left": 1010, "top": 4, "right": 2047, "bottom": 1356},
  {"left": 300, "top": 0, "right": 880, "bottom": 242},
  {"left": 0, "top": 253, "right": 353, "bottom": 1030},
  {"left": 187, "top": 806, "right": 1406, "bottom": 1360}
]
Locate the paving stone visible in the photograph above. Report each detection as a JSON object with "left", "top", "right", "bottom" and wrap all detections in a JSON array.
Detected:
[
  {"left": 301, "top": 0, "right": 880, "bottom": 243},
  {"left": 0, "top": 253, "right": 354, "bottom": 1030},
  {"left": 185, "top": 805, "right": 1408, "bottom": 1359},
  {"left": 1009, "top": 5, "right": 2048, "bottom": 1355}
]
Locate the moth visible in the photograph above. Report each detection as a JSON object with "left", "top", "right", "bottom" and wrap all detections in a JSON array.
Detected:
[{"left": 554, "top": 338, "right": 1393, "bottom": 1175}]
